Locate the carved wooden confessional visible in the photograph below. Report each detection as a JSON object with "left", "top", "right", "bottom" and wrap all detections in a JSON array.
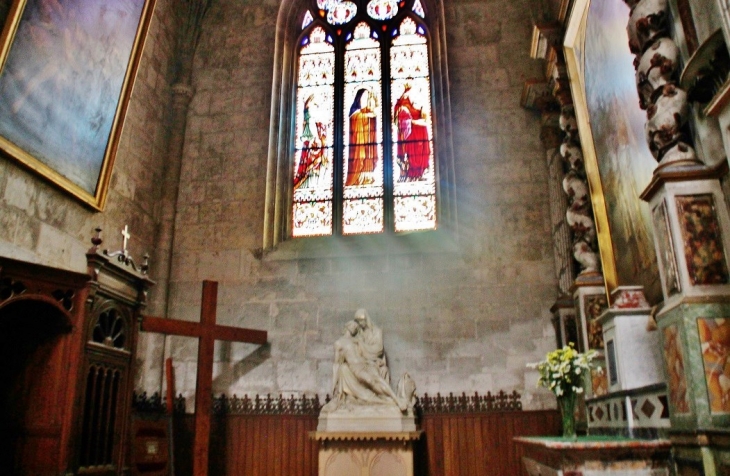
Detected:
[
  {"left": 0, "top": 229, "right": 153, "bottom": 475},
  {"left": 0, "top": 257, "right": 89, "bottom": 474},
  {"left": 79, "top": 230, "right": 154, "bottom": 474}
]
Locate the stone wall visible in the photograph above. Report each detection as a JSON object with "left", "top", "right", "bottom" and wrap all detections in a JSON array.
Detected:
[
  {"left": 164, "top": 0, "right": 557, "bottom": 410},
  {"left": 0, "top": 1, "right": 178, "bottom": 272}
]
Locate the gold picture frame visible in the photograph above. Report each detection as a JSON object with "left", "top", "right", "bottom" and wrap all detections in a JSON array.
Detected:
[
  {"left": 563, "top": 0, "right": 617, "bottom": 292},
  {"left": 0, "top": 0, "right": 157, "bottom": 210},
  {"left": 563, "top": 0, "right": 662, "bottom": 303}
]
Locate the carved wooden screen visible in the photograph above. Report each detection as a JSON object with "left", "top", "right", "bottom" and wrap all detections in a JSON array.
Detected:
[
  {"left": 167, "top": 392, "right": 559, "bottom": 475},
  {"left": 78, "top": 305, "right": 134, "bottom": 472}
]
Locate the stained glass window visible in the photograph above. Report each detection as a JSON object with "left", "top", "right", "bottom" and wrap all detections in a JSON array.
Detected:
[
  {"left": 302, "top": 11, "right": 314, "bottom": 29},
  {"left": 327, "top": 1, "right": 358, "bottom": 24},
  {"left": 293, "top": 27, "right": 335, "bottom": 237},
  {"left": 391, "top": 17, "right": 435, "bottom": 232},
  {"left": 343, "top": 23, "right": 384, "bottom": 234},
  {"left": 293, "top": 0, "right": 435, "bottom": 238},
  {"left": 412, "top": 0, "right": 425, "bottom": 18},
  {"left": 367, "top": 0, "right": 398, "bottom": 20}
]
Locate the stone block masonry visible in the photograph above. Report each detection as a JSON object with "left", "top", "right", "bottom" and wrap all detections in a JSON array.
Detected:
[{"left": 161, "top": 0, "right": 558, "bottom": 411}]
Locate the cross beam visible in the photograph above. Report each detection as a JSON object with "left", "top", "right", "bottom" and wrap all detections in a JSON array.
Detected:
[{"left": 141, "top": 280, "right": 267, "bottom": 476}]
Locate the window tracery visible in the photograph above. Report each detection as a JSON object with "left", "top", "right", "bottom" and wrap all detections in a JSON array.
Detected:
[{"left": 292, "top": 0, "right": 437, "bottom": 237}]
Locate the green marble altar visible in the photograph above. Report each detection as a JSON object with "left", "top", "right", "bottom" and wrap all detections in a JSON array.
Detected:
[{"left": 514, "top": 436, "right": 671, "bottom": 475}]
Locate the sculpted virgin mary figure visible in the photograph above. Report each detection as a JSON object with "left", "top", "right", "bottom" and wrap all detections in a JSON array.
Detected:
[
  {"left": 325, "top": 320, "right": 406, "bottom": 412},
  {"left": 353, "top": 308, "right": 389, "bottom": 383}
]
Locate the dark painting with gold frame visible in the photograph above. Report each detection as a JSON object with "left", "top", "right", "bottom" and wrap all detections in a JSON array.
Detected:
[
  {"left": 0, "top": 0, "right": 157, "bottom": 210},
  {"left": 564, "top": 0, "right": 662, "bottom": 303}
]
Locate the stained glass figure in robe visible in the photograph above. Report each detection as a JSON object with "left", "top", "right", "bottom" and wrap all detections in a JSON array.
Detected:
[
  {"left": 292, "top": 26, "right": 336, "bottom": 237},
  {"left": 342, "top": 22, "right": 385, "bottom": 235},
  {"left": 346, "top": 88, "right": 378, "bottom": 186},
  {"left": 292, "top": 5, "right": 437, "bottom": 238},
  {"left": 390, "top": 17, "right": 436, "bottom": 232},
  {"left": 294, "top": 94, "right": 330, "bottom": 190},
  {"left": 393, "top": 83, "right": 431, "bottom": 182}
]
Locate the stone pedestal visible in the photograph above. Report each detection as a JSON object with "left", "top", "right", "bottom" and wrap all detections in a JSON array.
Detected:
[
  {"left": 586, "top": 287, "right": 668, "bottom": 438},
  {"left": 573, "top": 282, "right": 608, "bottom": 354},
  {"left": 585, "top": 384, "right": 670, "bottom": 439},
  {"left": 641, "top": 164, "right": 730, "bottom": 472},
  {"left": 597, "top": 287, "right": 663, "bottom": 393},
  {"left": 514, "top": 436, "right": 671, "bottom": 476},
  {"left": 573, "top": 280, "right": 609, "bottom": 399},
  {"left": 642, "top": 168, "right": 730, "bottom": 431},
  {"left": 656, "top": 301, "right": 730, "bottom": 429},
  {"left": 311, "top": 431, "right": 422, "bottom": 476},
  {"left": 317, "top": 406, "right": 416, "bottom": 433},
  {"left": 641, "top": 165, "right": 730, "bottom": 308}
]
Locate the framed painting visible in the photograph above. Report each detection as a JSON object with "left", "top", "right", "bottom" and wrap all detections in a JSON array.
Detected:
[
  {"left": 0, "top": 0, "right": 157, "bottom": 210},
  {"left": 564, "top": 0, "right": 662, "bottom": 303}
]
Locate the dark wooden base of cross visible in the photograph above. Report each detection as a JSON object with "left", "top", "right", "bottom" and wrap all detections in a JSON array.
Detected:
[{"left": 142, "top": 280, "right": 267, "bottom": 476}]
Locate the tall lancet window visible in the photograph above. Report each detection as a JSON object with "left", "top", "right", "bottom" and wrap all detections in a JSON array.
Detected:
[
  {"left": 291, "top": 0, "right": 436, "bottom": 238},
  {"left": 292, "top": 27, "right": 336, "bottom": 237}
]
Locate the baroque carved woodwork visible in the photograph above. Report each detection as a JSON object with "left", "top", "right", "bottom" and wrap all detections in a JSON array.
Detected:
[
  {"left": 0, "top": 257, "right": 89, "bottom": 475},
  {"left": 78, "top": 228, "right": 154, "bottom": 474},
  {"left": 77, "top": 301, "right": 135, "bottom": 470},
  {"left": 136, "top": 389, "right": 524, "bottom": 417}
]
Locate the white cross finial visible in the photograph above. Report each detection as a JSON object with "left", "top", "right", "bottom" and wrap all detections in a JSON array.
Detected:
[{"left": 121, "top": 225, "right": 131, "bottom": 254}]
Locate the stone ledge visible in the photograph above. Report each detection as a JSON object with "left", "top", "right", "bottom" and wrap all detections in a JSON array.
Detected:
[
  {"left": 317, "top": 406, "right": 417, "bottom": 432},
  {"left": 514, "top": 436, "right": 671, "bottom": 451},
  {"left": 262, "top": 229, "right": 460, "bottom": 261}
]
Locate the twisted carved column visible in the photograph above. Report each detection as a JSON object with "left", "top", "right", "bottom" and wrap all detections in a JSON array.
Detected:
[
  {"left": 559, "top": 105, "right": 602, "bottom": 279},
  {"left": 626, "top": 0, "right": 699, "bottom": 168},
  {"left": 523, "top": 41, "right": 604, "bottom": 290},
  {"left": 541, "top": 120, "right": 575, "bottom": 294}
]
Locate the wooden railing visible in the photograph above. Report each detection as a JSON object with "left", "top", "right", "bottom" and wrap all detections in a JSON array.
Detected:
[{"left": 133, "top": 391, "right": 560, "bottom": 475}]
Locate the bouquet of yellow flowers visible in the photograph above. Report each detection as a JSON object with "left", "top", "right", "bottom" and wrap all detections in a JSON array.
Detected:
[
  {"left": 529, "top": 344, "right": 601, "bottom": 437},
  {"left": 531, "top": 344, "right": 599, "bottom": 397}
]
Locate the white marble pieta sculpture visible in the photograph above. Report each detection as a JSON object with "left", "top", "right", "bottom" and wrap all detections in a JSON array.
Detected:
[{"left": 317, "top": 309, "right": 417, "bottom": 432}]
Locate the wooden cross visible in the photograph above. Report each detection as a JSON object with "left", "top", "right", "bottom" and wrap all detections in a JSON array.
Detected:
[{"left": 141, "top": 280, "right": 267, "bottom": 476}]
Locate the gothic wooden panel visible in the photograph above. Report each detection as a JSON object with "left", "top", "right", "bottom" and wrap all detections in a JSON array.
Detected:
[
  {"left": 0, "top": 257, "right": 90, "bottom": 475},
  {"left": 173, "top": 414, "right": 320, "bottom": 476},
  {"left": 9, "top": 334, "right": 69, "bottom": 475},
  {"left": 170, "top": 409, "right": 560, "bottom": 475},
  {"left": 420, "top": 410, "right": 561, "bottom": 476}
]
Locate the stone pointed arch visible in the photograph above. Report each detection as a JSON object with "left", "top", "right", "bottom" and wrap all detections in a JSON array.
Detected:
[{"left": 263, "top": 0, "right": 456, "bottom": 250}]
